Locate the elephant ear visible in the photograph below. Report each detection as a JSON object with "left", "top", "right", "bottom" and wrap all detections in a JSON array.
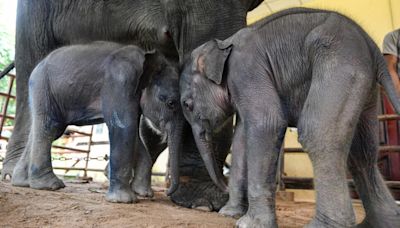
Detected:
[
  {"left": 197, "top": 39, "right": 232, "bottom": 85},
  {"left": 138, "top": 50, "right": 161, "bottom": 93}
]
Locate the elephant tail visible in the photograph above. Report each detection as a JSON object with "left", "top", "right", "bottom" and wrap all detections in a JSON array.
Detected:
[{"left": 376, "top": 52, "right": 400, "bottom": 114}]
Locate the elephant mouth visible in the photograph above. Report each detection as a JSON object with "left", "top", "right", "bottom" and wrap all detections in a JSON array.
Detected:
[
  {"left": 143, "top": 116, "right": 167, "bottom": 137},
  {"left": 158, "top": 119, "right": 166, "bottom": 132}
]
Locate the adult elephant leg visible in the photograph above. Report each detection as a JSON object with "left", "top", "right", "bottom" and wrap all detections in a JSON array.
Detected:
[
  {"left": 2, "top": 59, "right": 34, "bottom": 179},
  {"left": 170, "top": 120, "right": 232, "bottom": 211},
  {"left": 3, "top": 1, "right": 58, "bottom": 179},
  {"left": 11, "top": 130, "right": 33, "bottom": 187},
  {"left": 132, "top": 116, "right": 167, "bottom": 198},
  {"left": 219, "top": 116, "right": 248, "bottom": 218},
  {"left": 348, "top": 94, "right": 400, "bottom": 228}
]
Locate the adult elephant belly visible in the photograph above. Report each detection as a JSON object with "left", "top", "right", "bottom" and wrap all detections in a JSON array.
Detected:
[{"left": 5, "top": 0, "right": 263, "bottom": 211}]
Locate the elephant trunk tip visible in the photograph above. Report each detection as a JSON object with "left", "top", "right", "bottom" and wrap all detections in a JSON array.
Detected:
[
  {"left": 214, "top": 175, "right": 228, "bottom": 193},
  {"left": 166, "top": 181, "right": 179, "bottom": 196}
]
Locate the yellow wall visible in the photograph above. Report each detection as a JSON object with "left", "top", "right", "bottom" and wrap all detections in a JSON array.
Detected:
[
  {"left": 247, "top": 0, "right": 400, "bottom": 201},
  {"left": 303, "top": 0, "right": 399, "bottom": 48},
  {"left": 391, "top": 0, "right": 400, "bottom": 28},
  {"left": 248, "top": 0, "right": 400, "bottom": 48}
]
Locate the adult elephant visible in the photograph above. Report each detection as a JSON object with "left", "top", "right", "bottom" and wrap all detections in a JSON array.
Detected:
[{"left": 4, "top": 0, "right": 263, "bottom": 209}]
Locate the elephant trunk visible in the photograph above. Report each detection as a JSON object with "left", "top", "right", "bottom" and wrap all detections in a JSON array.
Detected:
[
  {"left": 165, "top": 121, "right": 183, "bottom": 196},
  {"left": 192, "top": 125, "right": 228, "bottom": 192}
]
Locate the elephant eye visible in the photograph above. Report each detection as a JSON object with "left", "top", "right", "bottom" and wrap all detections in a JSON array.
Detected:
[
  {"left": 183, "top": 99, "right": 193, "bottom": 112},
  {"left": 166, "top": 100, "right": 176, "bottom": 110}
]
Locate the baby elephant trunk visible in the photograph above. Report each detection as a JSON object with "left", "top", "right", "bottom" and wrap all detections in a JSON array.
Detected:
[
  {"left": 192, "top": 124, "right": 228, "bottom": 193},
  {"left": 165, "top": 121, "right": 183, "bottom": 195}
]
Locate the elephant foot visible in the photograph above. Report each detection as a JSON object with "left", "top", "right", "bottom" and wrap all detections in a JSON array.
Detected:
[
  {"left": 11, "top": 163, "right": 29, "bottom": 187},
  {"left": 29, "top": 169, "right": 65, "bottom": 190},
  {"left": 357, "top": 210, "right": 400, "bottom": 228},
  {"left": 219, "top": 203, "right": 247, "bottom": 218},
  {"left": 170, "top": 177, "right": 228, "bottom": 211},
  {"left": 1, "top": 158, "right": 18, "bottom": 180},
  {"left": 132, "top": 183, "right": 154, "bottom": 198},
  {"left": 106, "top": 187, "right": 138, "bottom": 204},
  {"left": 1, "top": 141, "right": 27, "bottom": 180},
  {"left": 305, "top": 216, "right": 353, "bottom": 228},
  {"left": 236, "top": 213, "right": 277, "bottom": 228}
]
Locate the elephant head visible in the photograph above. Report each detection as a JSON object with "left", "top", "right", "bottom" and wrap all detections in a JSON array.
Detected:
[
  {"left": 140, "top": 50, "right": 184, "bottom": 195},
  {"left": 179, "top": 39, "right": 234, "bottom": 192}
]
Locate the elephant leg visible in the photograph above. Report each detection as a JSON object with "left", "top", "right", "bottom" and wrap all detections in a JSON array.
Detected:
[
  {"left": 170, "top": 120, "right": 232, "bottom": 211},
  {"left": 2, "top": 61, "right": 33, "bottom": 180},
  {"left": 303, "top": 136, "right": 355, "bottom": 228},
  {"left": 219, "top": 117, "right": 248, "bottom": 218},
  {"left": 348, "top": 100, "right": 400, "bottom": 228},
  {"left": 102, "top": 80, "right": 140, "bottom": 203},
  {"left": 28, "top": 117, "right": 66, "bottom": 190},
  {"left": 132, "top": 116, "right": 167, "bottom": 198},
  {"left": 298, "top": 71, "right": 375, "bottom": 227},
  {"left": 11, "top": 131, "right": 33, "bottom": 187},
  {"left": 3, "top": 3, "right": 58, "bottom": 179},
  {"left": 236, "top": 113, "right": 286, "bottom": 228},
  {"left": 105, "top": 121, "right": 138, "bottom": 203}
]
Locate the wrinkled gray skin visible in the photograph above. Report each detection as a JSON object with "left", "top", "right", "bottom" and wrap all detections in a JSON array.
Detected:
[
  {"left": 6, "top": 0, "right": 263, "bottom": 209},
  {"left": 11, "top": 42, "right": 184, "bottom": 203},
  {"left": 181, "top": 8, "right": 400, "bottom": 228}
]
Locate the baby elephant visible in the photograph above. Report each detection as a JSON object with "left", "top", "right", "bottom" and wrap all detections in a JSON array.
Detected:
[
  {"left": 180, "top": 8, "right": 400, "bottom": 228},
  {"left": 12, "top": 42, "right": 184, "bottom": 203}
]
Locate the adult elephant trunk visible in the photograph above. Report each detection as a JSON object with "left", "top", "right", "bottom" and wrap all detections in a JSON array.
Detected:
[
  {"left": 165, "top": 120, "right": 183, "bottom": 196},
  {"left": 192, "top": 124, "right": 228, "bottom": 193}
]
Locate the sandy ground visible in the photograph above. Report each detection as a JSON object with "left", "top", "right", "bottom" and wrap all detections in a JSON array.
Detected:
[{"left": 0, "top": 181, "right": 365, "bottom": 228}]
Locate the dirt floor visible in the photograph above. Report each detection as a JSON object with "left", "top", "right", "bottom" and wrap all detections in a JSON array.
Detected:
[{"left": 0, "top": 181, "right": 365, "bottom": 228}]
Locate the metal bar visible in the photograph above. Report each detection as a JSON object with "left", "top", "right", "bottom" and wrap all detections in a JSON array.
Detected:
[
  {"left": 378, "top": 114, "right": 400, "bottom": 121},
  {"left": 282, "top": 177, "right": 400, "bottom": 190},
  {"left": 84, "top": 126, "right": 94, "bottom": 177},
  {"left": 65, "top": 129, "right": 92, "bottom": 136},
  {"left": 53, "top": 167, "right": 167, "bottom": 178},
  {"left": 0, "top": 92, "right": 15, "bottom": 99},
  {"left": 53, "top": 167, "right": 104, "bottom": 172},
  {"left": 51, "top": 145, "right": 90, "bottom": 153},
  {"left": 284, "top": 146, "right": 400, "bottom": 153},
  {"left": 284, "top": 147, "right": 306, "bottom": 153},
  {"left": 0, "top": 114, "right": 15, "bottom": 120},
  {"left": 51, "top": 150, "right": 89, "bottom": 154},
  {"left": 379, "top": 145, "right": 400, "bottom": 152},
  {"left": 282, "top": 177, "right": 314, "bottom": 189},
  {"left": 0, "top": 76, "right": 14, "bottom": 137},
  {"left": 64, "top": 159, "right": 81, "bottom": 174},
  {"left": 152, "top": 172, "right": 166, "bottom": 177}
]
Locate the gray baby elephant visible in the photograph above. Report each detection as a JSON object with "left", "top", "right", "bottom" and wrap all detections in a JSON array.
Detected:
[
  {"left": 180, "top": 8, "right": 400, "bottom": 228},
  {"left": 12, "top": 42, "right": 184, "bottom": 203}
]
